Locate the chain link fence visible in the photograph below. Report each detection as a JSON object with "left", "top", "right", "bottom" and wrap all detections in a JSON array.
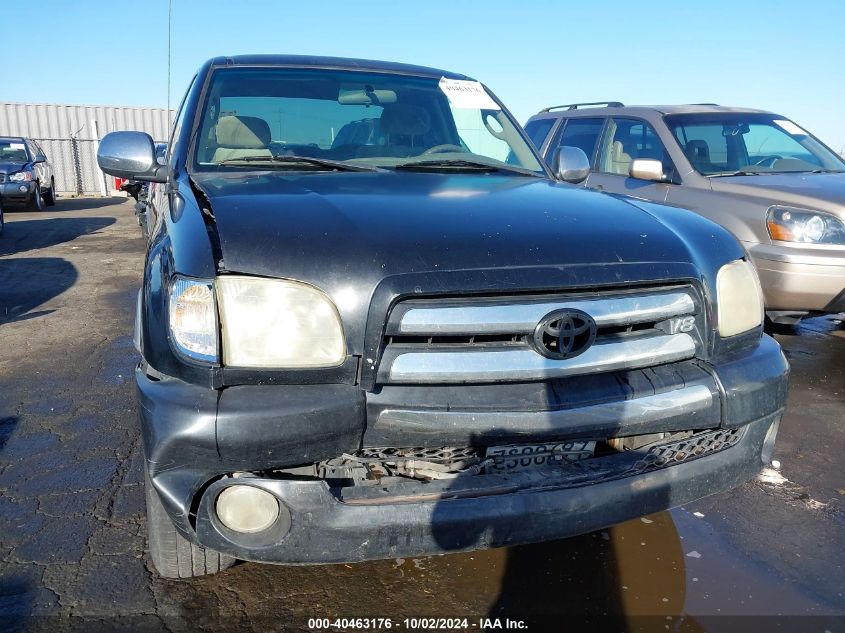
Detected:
[
  {"left": 32, "top": 137, "right": 167, "bottom": 196},
  {"left": 32, "top": 137, "right": 108, "bottom": 196}
]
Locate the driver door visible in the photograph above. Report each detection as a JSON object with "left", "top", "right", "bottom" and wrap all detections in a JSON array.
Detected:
[{"left": 586, "top": 118, "right": 675, "bottom": 203}]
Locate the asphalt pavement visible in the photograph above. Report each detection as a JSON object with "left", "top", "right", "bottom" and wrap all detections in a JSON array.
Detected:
[{"left": 0, "top": 198, "right": 843, "bottom": 632}]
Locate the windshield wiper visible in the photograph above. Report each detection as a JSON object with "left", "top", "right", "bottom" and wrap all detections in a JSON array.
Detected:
[
  {"left": 216, "top": 155, "right": 379, "bottom": 172},
  {"left": 706, "top": 170, "right": 767, "bottom": 177},
  {"left": 809, "top": 168, "right": 844, "bottom": 174},
  {"left": 394, "top": 158, "right": 541, "bottom": 177}
]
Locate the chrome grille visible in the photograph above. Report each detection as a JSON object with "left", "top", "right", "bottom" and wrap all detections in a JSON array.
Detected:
[
  {"left": 379, "top": 287, "right": 700, "bottom": 384},
  {"left": 392, "top": 291, "right": 695, "bottom": 335}
]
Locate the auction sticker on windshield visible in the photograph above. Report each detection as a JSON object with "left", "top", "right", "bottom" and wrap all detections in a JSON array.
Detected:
[
  {"left": 438, "top": 77, "right": 500, "bottom": 110},
  {"left": 773, "top": 119, "right": 808, "bottom": 136}
]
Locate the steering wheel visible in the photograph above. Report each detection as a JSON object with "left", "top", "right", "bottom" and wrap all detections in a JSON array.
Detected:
[
  {"left": 752, "top": 155, "right": 783, "bottom": 168},
  {"left": 422, "top": 144, "right": 466, "bottom": 155}
]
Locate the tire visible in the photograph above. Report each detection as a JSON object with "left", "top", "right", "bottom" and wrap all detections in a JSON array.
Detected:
[
  {"left": 28, "top": 184, "right": 44, "bottom": 212},
  {"left": 44, "top": 178, "right": 56, "bottom": 206},
  {"left": 145, "top": 471, "right": 236, "bottom": 578}
]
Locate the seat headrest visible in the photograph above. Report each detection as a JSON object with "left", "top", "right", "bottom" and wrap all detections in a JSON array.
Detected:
[
  {"left": 379, "top": 104, "right": 431, "bottom": 136},
  {"left": 611, "top": 140, "right": 628, "bottom": 159},
  {"left": 215, "top": 115, "right": 271, "bottom": 149},
  {"left": 685, "top": 139, "right": 710, "bottom": 160}
]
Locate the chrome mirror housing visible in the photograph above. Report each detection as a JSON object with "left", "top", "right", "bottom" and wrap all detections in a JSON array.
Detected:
[
  {"left": 555, "top": 146, "right": 591, "bottom": 183},
  {"left": 97, "top": 131, "right": 166, "bottom": 182},
  {"left": 629, "top": 158, "right": 665, "bottom": 182}
]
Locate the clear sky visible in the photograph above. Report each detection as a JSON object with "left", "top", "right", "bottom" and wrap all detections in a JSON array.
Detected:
[{"left": 7, "top": 0, "right": 845, "bottom": 152}]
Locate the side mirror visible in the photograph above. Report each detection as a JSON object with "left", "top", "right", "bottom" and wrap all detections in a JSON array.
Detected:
[
  {"left": 34, "top": 154, "right": 47, "bottom": 163},
  {"left": 629, "top": 158, "right": 666, "bottom": 182},
  {"left": 555, "top": 146, "right": 590, "bottom": 183},
  {"left": 97, "top": 131, "right": 166, "bottom": 182}
]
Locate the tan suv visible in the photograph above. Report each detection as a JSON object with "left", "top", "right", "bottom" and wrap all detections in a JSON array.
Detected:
[{"left": 525, "top": 103, "right": 845, "bottom": 324}]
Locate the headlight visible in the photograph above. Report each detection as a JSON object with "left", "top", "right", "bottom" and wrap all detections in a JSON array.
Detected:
[
  {"left": 217, "top": 276, "right": 345, "bottom": 368},
  {"left": 767, "top": 206, "right": 845, "bottom": 245},
  {"left": 9, "top": 171, "right": 33, "bottom": 182},
  {"left": 716, "top": 259, "right": 764, "bottom": 337},
  {"left": 168, "top": 277, "right": 218, "bottom": 362}
]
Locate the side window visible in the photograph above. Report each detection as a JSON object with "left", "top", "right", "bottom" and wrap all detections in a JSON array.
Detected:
[
  {"left": 166, "top": 75, "right": 197, "bottom": 164},
  {"left": 553, "top": 118, "right": 605, "bottom": 163},
  {"left": 598, "top": 118, "right": 673, "bottom": 177},
  {"left": 523, "top": 118, "right": 556, "bottom": 152}
]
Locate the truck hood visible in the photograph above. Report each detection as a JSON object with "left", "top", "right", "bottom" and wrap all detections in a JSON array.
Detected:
[
  {"left": 0, "top": 161, "right": 28, "bottom": 174},
  {"left": 710, "top": 172, "right": 845, "bottom": 216},
  {"left": 191, "top": 171, "right": 739, "bottom": 350}
]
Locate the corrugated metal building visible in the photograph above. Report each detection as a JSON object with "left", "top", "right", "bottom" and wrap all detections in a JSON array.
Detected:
[{"left": 0, "top": 102, "right": 173, "bottom": 196}]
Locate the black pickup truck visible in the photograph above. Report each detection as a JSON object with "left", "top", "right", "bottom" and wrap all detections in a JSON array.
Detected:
[{"left": 97, "top": 55, "right": 789, "bottom": 579}]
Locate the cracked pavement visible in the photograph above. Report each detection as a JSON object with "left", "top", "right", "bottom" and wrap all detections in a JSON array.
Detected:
[{"left": 0, "top": 198, "right": 843, "bottom": 632}]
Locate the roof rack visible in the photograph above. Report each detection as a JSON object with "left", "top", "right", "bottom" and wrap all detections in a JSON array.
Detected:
[
  {"left": 540, "top": 101, "right": 624, "bottom": 113},
  {"left": 688, "top": 103, "right": 719, "bottom": 106}
]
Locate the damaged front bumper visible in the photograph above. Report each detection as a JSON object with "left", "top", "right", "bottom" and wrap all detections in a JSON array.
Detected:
[
  {"left": 192, "top": 415, "right": 777, "bottom": 563},
  {"left": 138, "top": 335, "right": 789, "bottom": 564}
]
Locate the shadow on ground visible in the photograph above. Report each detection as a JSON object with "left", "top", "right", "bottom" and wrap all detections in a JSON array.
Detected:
[
  {"left": 0, "top": 217, "right": 115, "bottom": 257},
  {"left": 489, "top": 514, "right": 708, "bottom": 631},
  {"left": 0, "top": 258, "right": 78, "bottom": 324},
  {"left": 0, "top": 417, "right": 16, "bottom": 453},
  {"left": 2, "top": 196, "right": 127, "bottom": 215}
]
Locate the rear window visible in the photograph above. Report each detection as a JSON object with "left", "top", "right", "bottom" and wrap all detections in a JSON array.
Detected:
[{"left": 554, "top": 118, "right": 605, "bottom": 161}]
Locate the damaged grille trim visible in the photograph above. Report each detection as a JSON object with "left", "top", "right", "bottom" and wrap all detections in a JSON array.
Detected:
[
  {"left": 376, "top": 384, "right": 715, "bottom": 436},
  {"left": 393, "top": 290, "right": 695, "bottom": 336},
  {"left": 383, "top": 332, "right": 696, "bottom": 384},
  {"left": 340, "top": 426, "right": 745, "bottom": 506}
]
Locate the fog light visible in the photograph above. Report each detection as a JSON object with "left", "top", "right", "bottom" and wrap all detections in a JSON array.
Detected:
[
  {"left": 216, "top": 485, "right": 279, "bottom": 534},
  {"left": 19, "top": 185, "right": 28, "bottom": 193}
]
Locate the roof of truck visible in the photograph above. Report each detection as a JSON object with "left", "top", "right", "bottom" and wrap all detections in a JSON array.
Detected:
[{"left": 207, "top": 54, "right": 473, "bottom": 81}]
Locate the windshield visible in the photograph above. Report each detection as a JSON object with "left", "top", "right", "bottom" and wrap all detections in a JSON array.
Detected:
[
  {"left": 0, "top": 140, "right": 30, "bottom": 163},
  {"left": 192, "top": 67, "right": 545, "bottom": 175},
  {"left": 665, "top": 113, "right": 845, "bottom": 176}
]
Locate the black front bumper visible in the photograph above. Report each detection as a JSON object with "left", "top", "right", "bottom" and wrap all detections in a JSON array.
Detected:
[
  {"left": 192, "top": 413, "right": 778, "bottom": 563},
  {"left": 138, "top": 335, "right": 789, "bottom": 564},
  {"left": 0, "top": 181, "right": 35, "bottom": 202}
]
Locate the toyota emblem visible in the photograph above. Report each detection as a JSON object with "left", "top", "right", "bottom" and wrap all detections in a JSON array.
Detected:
[{"left": 531, "top": 309, "right": 598, "bottom": 360}]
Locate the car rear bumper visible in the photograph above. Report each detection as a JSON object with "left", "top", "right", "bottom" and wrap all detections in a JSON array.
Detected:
[
  {"left": 749, "top": 243, "right": 845, "bottom": 312},
  {"left": 138, "top": 335, "right": 789, "bottom": 564}
]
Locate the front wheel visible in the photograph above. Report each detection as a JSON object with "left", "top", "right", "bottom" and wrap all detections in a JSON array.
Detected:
[
  {"left": 145, "top": 471, "right": 236, "bottom": 578},
  {"left": 44, "top": 178, "right": 56, "bottom": 206},
  {"left": 28, "top": 184, "right": 44, "bottom": 211}
]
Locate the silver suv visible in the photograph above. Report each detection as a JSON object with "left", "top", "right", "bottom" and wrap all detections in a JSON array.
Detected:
[{"left": 525, "top": 103, "right": 845, "bottom": 323}]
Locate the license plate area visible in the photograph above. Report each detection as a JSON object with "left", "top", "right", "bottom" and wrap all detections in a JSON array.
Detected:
[{"left": 485, "top": 440, "right": 596, "bottom": 473}]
